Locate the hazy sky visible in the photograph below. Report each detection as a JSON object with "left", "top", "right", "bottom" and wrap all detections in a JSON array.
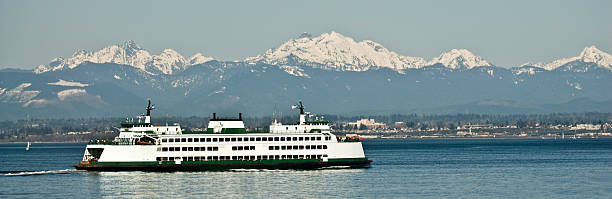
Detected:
[{"left": 1, "top": 0, "right": 611, "bottom": 69}]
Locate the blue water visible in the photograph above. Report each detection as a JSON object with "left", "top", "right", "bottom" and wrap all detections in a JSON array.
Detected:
[{"left": 1, "top": 139, "right": 611, "bottom": 198}]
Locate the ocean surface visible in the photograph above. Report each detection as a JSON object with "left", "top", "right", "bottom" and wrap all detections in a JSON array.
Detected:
[{"left": 1, "top": 139, "right": 611, "bottom": 198}]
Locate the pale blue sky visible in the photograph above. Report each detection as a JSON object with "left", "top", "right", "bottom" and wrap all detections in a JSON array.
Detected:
[{"left": 1, "top": 0, "right": 611, "bottom": 69}]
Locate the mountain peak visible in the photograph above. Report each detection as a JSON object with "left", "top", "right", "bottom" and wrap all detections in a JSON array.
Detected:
[
  {"left": 34, "top": 41, "right": 213, "bottom": 75},
  {"left": 531, "top": 45, "right": 612, "bottom": 70},
  {"left": 121, "top": 40, "right": 142, "bottom": 50},
  {"left": 245, "top": 32, "right": 426, "bottom": 71},
  {"left": 428, "top": 49, "right": 491, "bottom": 69}
]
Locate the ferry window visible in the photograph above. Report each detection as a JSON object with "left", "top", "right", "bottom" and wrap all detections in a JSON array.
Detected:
[
  {"left": 220, "top": 156, "right": 226, "bottom": 160},
  {"left": 250, "top": 156, "right": 255, "bottom": 160},
  {"left": 281, "top": 155, "right": 286, "bottom": 159},
  {"left": 286, "top": 137, "right": 291, "bottom": 141},
  {"left": 317, "top": 145, "right": 322, "bottom": 149},
  {"left": 237, "top": 138, "right": 242, "bottom": 142},
  {"left": 162, "top": 147, "right": 168, "bottom": 152},
  {"left": 305, "top": 137, "right": 310, "bottom": 141},
  {"left": 280, "top": 137, "right": 285, "bottom": 141},
  {"left": 292, "top": 137, "right": 297, "bottom": 141},
  {"left": 250, "top": 146, "right": 255, "bottom": 150},
  {"left": 323, "top": 145, "right": 328, "bottom": 149},
  {"left": 224, "top": 138, "right": 230, "bottom": 142},
  {"left": 181, "top": 138, "right": 186, "bottom": 142},
  {"left": 286, "top": 127, "right": 288, "bottom": 130},
  {"left": 188, "top": 147, "right": 193, "bottom": 151},
  {"left": 231, "top": 138, "right": 236, "bottom": 142},
  {"left": 299, "top": 145, "right": 304, "bottom": 150},
  {"left": 274, "top": 155, "right": 280, "bottom": 159},
  {"left": 305, "top": 145, "right": 310, "bottom": 150},
  {"left": 207, "top": 138, "right": 212, "bottom": 142},
  {"left": 162, "top": 138, "right": 167, "bottom": 142},
  {"left": 201, "top": 147, "right": 206, "bottom": 151},
  {"left": 238, "top": 146, "right": 243, "bottom": 150},
  {"left": 195, "top": 147, "right": 200, "bottom": 151},
  {"left": 168, "top": 138, "right": 174, "bottom": 143},
  {"left": 293, "top": 155, "right": 298, "bottom": 159},
  {"left": 293, "top": 145, "right": 299, "bottom": 150},
  {"left": 306, "top": 155, "right": 310, "bottom": 159},
  {"left": 194, "top": 156, "right": 200, "bottom": 161},
  {"left": 281, "top": 146, "right": 286, "bottom": 150},
  {"left": 243, "top": 137, "right": 248, "bottom": 141},
  {"left": 169, "top": 147, "right": 175, "bottom": 151},
  {"left": 317, "top": 137, "right": 322, "bottom": 141},
  {"left": 274, "top": 137, "right": 279, "bottom": 141},
  {"left": 194, "top": 138, "right": 200, "bottom": 142},
  {"left": 269, "top": 146, "right": 274, "bottom": 150},
  {"left": 213, "top": 147, "right": 219, "bottom": 151},
  {"left": 188, "top": 138, "right": 193, "bottom": 142},
  {"left": 299, "top": 155, "right": 304, "bottom": 159},
  {"left": 257, "top": 155, "right": 261, "bottom": 160},
  {"left": 262, "top": 137, "right": 267, "bottom": 141},
  {"left": 206, "top": 156, "right": 211, "bottom": 160},
  {"left": 232, "top": 146, "right": 237, "bottom": 150},
  {"left": 207, "top": 147, "right": 213, "bottom": 151},
  {"left": 169, "top": 157, "right": 175, "bottom": 161},
  {"left": 299, "top": 137, "right": 304, "bottom": 141},
  {"left": 268, "top": 137, "right": 273, "bottom": 141},
  {"left": 182, "top": 147, "right": 188, "bottom": 151},
  {"left": 162, "top": 157, "right": 168, "bottom": 161},
  {"left": 311, "top": 137, "right": 316, "bottom": 140},
  {"left": 274, "top": 146, "right": 280, "bottom": 150},
  {"left": 213, "top": 156, "right": 218, "bottom": 160}
]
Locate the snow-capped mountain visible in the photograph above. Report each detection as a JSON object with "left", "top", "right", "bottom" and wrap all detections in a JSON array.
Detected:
[
  {"left": 527, "top": 46, "right": 612, "bottom": 71},
  {"left": 427, "top": 49, "right": 492, "bottom": 69},
  {"left": 34, "top": 41, "right": 214, "bottom": 75},
  {"left": 245, "top": 31, "right": 427, "bottom": 71}
]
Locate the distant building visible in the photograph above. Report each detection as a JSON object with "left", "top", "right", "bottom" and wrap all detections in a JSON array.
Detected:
[
  {"left": 348, "top": 119, "right": 386, "bottom": 129},
  {"left": 570, "top": 124, "right": 600, "bottom": 130}
]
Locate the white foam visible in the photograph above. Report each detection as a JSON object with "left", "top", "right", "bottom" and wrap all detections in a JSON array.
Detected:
[{"left": 3, "top": 169, "right": 80, "bottom": 176}]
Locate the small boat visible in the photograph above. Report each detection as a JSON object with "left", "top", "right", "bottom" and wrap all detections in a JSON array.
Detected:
[{"left": 25, "top": 142, "right": 31, "bottom": 151}]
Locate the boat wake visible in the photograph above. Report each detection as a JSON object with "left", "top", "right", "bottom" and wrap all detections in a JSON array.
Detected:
[{"left": 1, "top": 169, "right": 81, "bottom": 176}]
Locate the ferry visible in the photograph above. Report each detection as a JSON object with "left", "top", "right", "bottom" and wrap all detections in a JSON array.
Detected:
[{"left": 74, "top": 101, "right": 371, "bottom": 171}]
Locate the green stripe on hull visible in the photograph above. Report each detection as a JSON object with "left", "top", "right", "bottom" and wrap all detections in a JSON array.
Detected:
[{"left": 76, "top": 158, "right": 371, "bottom": 171}]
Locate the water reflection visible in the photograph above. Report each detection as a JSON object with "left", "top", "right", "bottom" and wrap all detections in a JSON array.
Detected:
[{"left": 84, "top": 169, "right": 366, "bottom": 198}]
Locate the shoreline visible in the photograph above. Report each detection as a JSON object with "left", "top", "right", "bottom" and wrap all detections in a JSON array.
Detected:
[{"left": 2, "top": 136, "right": 611, "bottom": 144}]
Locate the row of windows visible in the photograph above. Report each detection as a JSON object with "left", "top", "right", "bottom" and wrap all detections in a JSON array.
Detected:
[
  {"left": 231, "top": 146, "right": 256, "bottom": 151},
  {"left": 268, "top": 145, "right": 328, "bottom": 150},
  {"left": 161, "top": 136, "right": 329, "bottom": 143},
  {"left": 159, "top": 146, "right": 219, "bottom": 152},
  {"left": 156, "top": 154, "right": 328, "bottom": 161}
]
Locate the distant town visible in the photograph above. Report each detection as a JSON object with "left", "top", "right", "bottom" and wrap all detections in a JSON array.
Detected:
[{"left": 1, "top": 112, "right": 610, "bottom": 143}]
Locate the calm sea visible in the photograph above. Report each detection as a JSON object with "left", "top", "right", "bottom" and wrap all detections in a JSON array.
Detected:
[{"left": 1, "top": 139, "right": 611, "bottom": 198}]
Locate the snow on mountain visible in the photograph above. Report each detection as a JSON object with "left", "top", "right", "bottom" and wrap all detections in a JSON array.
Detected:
[
  {"left": 245, "top": 31, "right": 427, "bottom": 71},
  {"left": 188, "top": 53, "right": 214, "bottom": 65},
  {"left": 427, "top": 49, "right": 492, "bottom": 69},
  {"left": 0, "top": 83, "right": 40, "bottom": 103},
  {"left": 47, "top": 79, "right": 89, "bottom": 87},
  {"left": 57, "top": 89, "right": 87, "bottom": 101},
  {"left": 34, "top": 41, "right": 213, "bottom": 75},
  {"left": 528, "top": 46, "right": 612, "bottom": 70}
]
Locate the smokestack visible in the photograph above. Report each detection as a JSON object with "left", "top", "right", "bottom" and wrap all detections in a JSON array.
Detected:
[{"left": 213, "top": 113, "right": 216, "bottom": 120}]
